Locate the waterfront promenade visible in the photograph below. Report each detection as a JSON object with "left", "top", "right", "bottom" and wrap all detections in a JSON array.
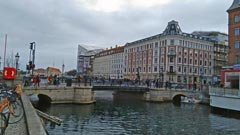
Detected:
[
  {"left": 3, "top": 93, "right": 47, "bottom": 135},
  {"left": 5, "top": 112, "right": 28, "bottom": 135}
]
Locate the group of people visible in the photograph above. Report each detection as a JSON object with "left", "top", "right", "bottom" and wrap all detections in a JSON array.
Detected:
[
  {"left": 47, "top": 75, "right": 61, "bottom": 86},
  {"left": 24, "top": 74, "right": 61, "bottom": 87}
]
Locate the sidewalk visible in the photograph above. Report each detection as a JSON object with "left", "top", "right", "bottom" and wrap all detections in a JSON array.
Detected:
[{"left": 5, "top": 109, "right": 28, "bottom": 135}]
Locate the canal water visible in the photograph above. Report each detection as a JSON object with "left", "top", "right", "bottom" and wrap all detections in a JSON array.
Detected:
[{"left": 43, "top": 91, "right": 240, "bottom": 135}]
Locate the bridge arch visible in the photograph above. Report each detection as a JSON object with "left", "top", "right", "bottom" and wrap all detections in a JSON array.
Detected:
[
  {"left": 172, "top": 92, "right": 188, "bottom": 102},
  {"left": 38, "top": 94, "right": 52, "bottom": 105}
]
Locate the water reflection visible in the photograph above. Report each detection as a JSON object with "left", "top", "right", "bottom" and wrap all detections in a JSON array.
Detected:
[{"left": 44, "top": 91, "right": 240, "bottom": 135}]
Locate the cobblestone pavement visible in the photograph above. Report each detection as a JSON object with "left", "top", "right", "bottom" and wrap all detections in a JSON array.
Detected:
[{"left": 5, "top": 113, "right": 28, "bottom": 135}]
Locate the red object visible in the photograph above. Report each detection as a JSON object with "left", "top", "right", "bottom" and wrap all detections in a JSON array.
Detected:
[
  {"left": 2, "top": 67, "right": 16, "bottom": 80},
  {"left": 220, "top": 69, "right": 240, "bottom": 83}
]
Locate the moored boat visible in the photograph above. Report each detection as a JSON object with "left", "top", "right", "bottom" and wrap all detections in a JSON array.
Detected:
[{"left": 181, "top": 96, "right": 201, "bottom": 104}]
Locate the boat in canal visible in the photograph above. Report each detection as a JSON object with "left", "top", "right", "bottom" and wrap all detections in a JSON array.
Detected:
[
  {"left": 209, "top": 68, "right": 240, "bottom": 112},
  {"left": 181, "top": 96, "right": 201, "bottom": 104}
]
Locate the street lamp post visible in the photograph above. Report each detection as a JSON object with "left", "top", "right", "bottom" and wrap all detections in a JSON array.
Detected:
[
  {"left": 29, "top": 42, "right": 36, "bottom": 76},
  {"left": 117, "top": 70, "right": 120, "bottom": 80},
  {"left": 0, "top": 56, "right": 1, "bottom": 72},
  {"left": 15, "top": 53, "right": 20, "bottom": 76},
  {"left": 200, "top": 71, "right": 203, "bottom": 91},
  {"left": 160, "top": 67, "right": 164, "bottom": 88},
  {"left": 184, "top": 71, "right": 187, "bottom": 87},
  {"left": 137, "top": 67, "right": 140, "bottom": 85},
  {"left": 62, "top": 64, "right": 65, "bottom": 83},
  {"left": 158, "top": 66, "right": 161, "bottom": 88}
]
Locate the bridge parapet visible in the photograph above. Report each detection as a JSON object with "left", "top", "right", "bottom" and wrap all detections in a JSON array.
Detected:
[
  {"left": 144, "top": 88, "right": 201, "bottom": 102},
  {"left": 23, "top": 86, "right": 95, "bottom": 104}
]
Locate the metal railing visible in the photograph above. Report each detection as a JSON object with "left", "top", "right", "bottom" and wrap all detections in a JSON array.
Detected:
[{"left": 209, "top": 87, "right": 239, "bottom": 97}]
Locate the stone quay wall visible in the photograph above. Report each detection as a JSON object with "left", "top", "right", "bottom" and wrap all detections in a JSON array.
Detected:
[
  {"left": 21, "top": 93, "right": 47, "bottom": 135},
  {"left": 144, "top": 88, "right": 172, "bottom": 102}
]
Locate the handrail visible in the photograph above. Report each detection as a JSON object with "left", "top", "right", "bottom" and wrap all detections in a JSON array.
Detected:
[{"left": 209, "top": 87, "right": 239, "bottom": 97}]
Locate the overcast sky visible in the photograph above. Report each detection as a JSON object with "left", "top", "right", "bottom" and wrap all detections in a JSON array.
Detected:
[{"left": 0, "top": 0, "right": 232, "bottom": 71}]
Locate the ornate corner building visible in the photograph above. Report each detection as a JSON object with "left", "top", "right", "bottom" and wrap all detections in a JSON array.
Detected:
[{"left": 123, "top": 20, "right": 214, "bottom": 84}]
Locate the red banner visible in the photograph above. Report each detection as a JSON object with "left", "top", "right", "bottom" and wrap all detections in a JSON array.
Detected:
[{"left": 2, "top": 67, "right": 16, "bottom": 80}]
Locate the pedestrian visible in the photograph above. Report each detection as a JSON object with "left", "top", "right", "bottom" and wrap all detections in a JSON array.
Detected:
[
  {"left": 193, "top": 82, "right": 197, "bottom": 91},
  {"left": 47, "top": 75, "right": 52, "bottom": 85},
  {"left": 36, "top": 74, "right": 40, "bottom": 87},
  {"left": 78, "top": 75, "right": 81, "bottom": 86},
  {"left": 165, "top": 81, "right": 169, "bottom": 89}
]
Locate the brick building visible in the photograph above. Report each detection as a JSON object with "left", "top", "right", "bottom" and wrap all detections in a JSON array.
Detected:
[{"left": 227, "top": 0, "right": 240, "bottom": 65}]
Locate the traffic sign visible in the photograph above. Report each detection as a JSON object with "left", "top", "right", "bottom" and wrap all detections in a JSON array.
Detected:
[{"left": 2, "top": 67, "right": 16, "bottom": 80}]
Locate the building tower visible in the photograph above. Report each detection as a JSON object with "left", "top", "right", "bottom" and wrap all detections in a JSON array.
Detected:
[{"left": 227, "top": 0, "right": 240, "bottom": 65}]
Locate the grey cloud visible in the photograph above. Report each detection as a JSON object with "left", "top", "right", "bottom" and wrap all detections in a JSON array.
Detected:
[{"left": 0, "top": 0, "right": 232, "bottom": 71}]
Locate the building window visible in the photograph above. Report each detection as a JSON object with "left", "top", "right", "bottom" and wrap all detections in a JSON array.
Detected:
[
  {"left": 234, "top": 55, "right": 240, "bottom": 64},
  {"left": 184, "top": 58, "right": 187, "bottom": 64},
  {"left": 234, "top": 15, "right": 240, "bottom": 23},
  {"left": 155, "top": 50, "right": 158, "bottom": 56},
  {"left": 234, "top": 27, "right": 238, "bottom": 36},
  {"left": 178, "top": 66, "right": 181, "bottom": 72},
  {"left": 184, "top": 67, "right": 187, "bottom": 73},
  {"left": 154, "top": 66, "right": 157, "bottom": 72},
  {"left": 179, "top": 40, "right": 182, "bottom": 46},
  {"left": 154, "top": 58, "right": 158, "bottom": 64},
  {"left": 170, "top": 66, "right": 174, "bottom": 72},
  {"left": 177, "top": 76, "right": 181, "bottom": 82},
  {"left": 155, "top": 42, "right": 158, "bottom": 48},
  {"left": 194, "top": 60, "right": 197, "bottom": 65},
  {"left": 194, "top": 68, "right": 197, "bottom": 74},
  {"left": 190, "top": 59, "right": 192, "bottom": 64},
  {"left": 178, "top": 57, "right": 181, "bottom": 63},
  {"left": 170, "top": 39, "right": 174, "bottom": 45},
  {"left": 235, "top": 40, "right": 240, "bottom": 48},
  {"left": 170, "top": 57, "right": 174, "bottom": 63}
]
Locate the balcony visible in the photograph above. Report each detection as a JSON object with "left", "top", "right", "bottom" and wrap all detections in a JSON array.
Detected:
[
  {"left": 167, "top": 51, "right": 176, "bottom": 56},
  {"left": 167, "top": 71, "right": 176, "bottom": 75}
]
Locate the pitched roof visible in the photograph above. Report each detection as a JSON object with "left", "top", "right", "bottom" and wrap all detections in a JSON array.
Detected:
[
  {"left": 228, "top": 0, "right": 240, "bottom": 11},
  {"left": 47, "top": 67, "right": 61, "bottom": 74}
]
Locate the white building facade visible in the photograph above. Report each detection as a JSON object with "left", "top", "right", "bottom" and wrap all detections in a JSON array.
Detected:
[{"left": 93, "top": 46, "right": 124, "bottom": 80}]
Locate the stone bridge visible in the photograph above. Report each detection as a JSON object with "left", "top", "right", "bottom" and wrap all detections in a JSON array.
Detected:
[
  {"left": 23, "top": 86, "right": 95, "bottom": 104},
  {"left": 144, "top": 88, "right": 202, "bottom": 102}
]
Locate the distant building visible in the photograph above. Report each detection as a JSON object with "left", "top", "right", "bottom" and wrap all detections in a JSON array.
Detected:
[
  {"left": 46, "top": 67, "right": 61, "bottom": 75},
  {"left": 34, "top": 68, "right": 45, "bottom": 76},
  {"left": 34, "top": 67, "right": 61, "bottom": 76},
  {"left": 124, "top": 20, "right": 214, "bottom": 84},
  {"left": 192, "top": 31, "right": 228, "bottom": 84},
  {"left": 93, "top": 45, "right": 124, "bottom": 79},
  {"left": 227, "top": 0, "right": 240, "bottom": 65},
  {"left": 77, "top": 45, "right": 103, "bottom": 75}
]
